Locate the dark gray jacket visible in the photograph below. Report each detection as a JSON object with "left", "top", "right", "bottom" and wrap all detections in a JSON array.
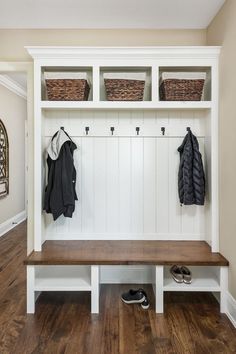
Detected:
[
  {"left": 44, "top": 129, "right": 78, "bottom": 220},
  {"left": 177, "top": 130, "right": 205, "bottom": 205}
]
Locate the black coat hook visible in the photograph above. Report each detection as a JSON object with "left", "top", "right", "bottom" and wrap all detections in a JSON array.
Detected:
[
  {"left": 85, "top": 127, "right": 89, "bottom": 135},
  {"left": 110, "top": 127, "right": 115, "bottom": 135},
  {"left": 60, "top": 126, "right": 65, "bottom": 131},
  {"left": 186, "top": 127, "right": 191, "bottom": 132},
  {"left": 136, "top": 127, "right": 140, "bottom": 136},
  {"left": 161, "top": 127, "right": 165, "bottom": 136}
]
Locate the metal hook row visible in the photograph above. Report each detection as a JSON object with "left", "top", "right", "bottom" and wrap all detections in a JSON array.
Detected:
[
  {"left": 61, "top": 126, "right": 191, "bottom": 136},
  {"left": 161, "top": 126, "right": 191, "bottom": 136},
  {"left": 85, "top": 127, "right": 141, "bottom": 136}
]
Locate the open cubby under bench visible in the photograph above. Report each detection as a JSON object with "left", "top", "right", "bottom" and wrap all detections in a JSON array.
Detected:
[{"left": 24, "top": 240, "right": 229, "bottom": 314}]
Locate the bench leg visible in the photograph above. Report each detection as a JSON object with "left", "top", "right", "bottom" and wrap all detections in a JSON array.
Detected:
[
  {"left": 27, "top": 266, "right": 35, "bottom": 314},
  {"left": 91, "top": 265, "right": 99, "bottom": 314},
  {"left": 155, "top": 265, "right": 164, "bottom": 313},
  {"left": 220, "top": 266, "right": 228, "bottom": 313}
]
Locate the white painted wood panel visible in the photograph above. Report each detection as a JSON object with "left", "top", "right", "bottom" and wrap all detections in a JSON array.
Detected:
[
  {"left": 100, "top": 265, "right": 153, "bottom": 284},
  {"left": 81, "top": 138, "right": 94, "bottom": 233},
  {"left": 156, "top": 138, "right": 169, "bottom": 234},
  {"left": 119, "top": 138, "right": 131, "bottom": 233},
  {"left": 143, "top": 138, "right": 156, "bottom": 233},
  {"left": 68, "top": 137, "right": 82, "bottom": 234},
  {"left": 43, "top": 110, "right": 206, "bottom": 240},
  {"left": 169, "top": 138, "right": 182, "bottom": 235},
  {"left": 106, "top": 138, "right": 119, "bottom": 233},
  {"left": 131, "top": 138, "right": 144, "bottom": 233},
  {"left": 94, "top": 138, "right": 107, "bottom": 232},
  {"left": 44, "top": 109, "right": 206, "bottom": 138}
]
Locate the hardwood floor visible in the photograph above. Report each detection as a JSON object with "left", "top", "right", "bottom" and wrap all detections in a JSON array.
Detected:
[{"left": 0, "top": 222, "right": 236, "bottom": 354}]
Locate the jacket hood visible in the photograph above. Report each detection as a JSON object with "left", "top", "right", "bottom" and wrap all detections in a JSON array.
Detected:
[{"left": 47, "top": 129, "right": 73, "bottom": 160}]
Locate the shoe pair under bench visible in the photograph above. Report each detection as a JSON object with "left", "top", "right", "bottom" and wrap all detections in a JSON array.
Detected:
[
  {"left": 121, "top": 266, "right": 192, "bottom": 309},
  {"left": 170, "top": 265, "right": 192, "bottom": 284}
]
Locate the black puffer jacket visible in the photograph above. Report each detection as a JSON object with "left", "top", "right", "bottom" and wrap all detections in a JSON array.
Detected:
[{"left": 177, "top": 130, "right": 205, "bottom": 205}]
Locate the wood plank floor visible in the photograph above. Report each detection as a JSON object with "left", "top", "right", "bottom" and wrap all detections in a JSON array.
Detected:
[{"left": 0, "top": 222, "right": 236, "bottom": 354}]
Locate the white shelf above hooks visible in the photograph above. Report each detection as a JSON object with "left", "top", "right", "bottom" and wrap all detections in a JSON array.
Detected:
[{"left": 40, "top": 100, "right": 212, "bottom": 110}]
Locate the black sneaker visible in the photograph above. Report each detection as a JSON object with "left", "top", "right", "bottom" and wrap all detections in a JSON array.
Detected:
[
  {"left": 141, "top": 296, "right": 150, "bottom": 310},
  {"left": 121, "top": 288, "right": 146, "bottom": 304}
]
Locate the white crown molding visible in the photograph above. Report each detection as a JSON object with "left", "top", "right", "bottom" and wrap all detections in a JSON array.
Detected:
[
  {"left": 0, "top": 74, "right": 27, "bottom": 100},
  {"left": 25, "top": 46, "right": 221, "bottom": 61}
]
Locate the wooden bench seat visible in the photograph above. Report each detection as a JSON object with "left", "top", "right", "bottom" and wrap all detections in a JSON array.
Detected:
[
  {"left": 25, "top": 240, "right": 228, "bottom": 266},
  {"left": 25, "top": 240, "right": 229, "bottom": 315}
]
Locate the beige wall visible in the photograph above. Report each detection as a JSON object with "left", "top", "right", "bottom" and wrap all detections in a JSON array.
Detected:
[
  {"left": 0, "top": 85, "right": 26, "bottom": 224},
  {"left": 0, "top": 29, "right": 206, "bottom": 60},
  {"left": 207, "top": 0, "right": 236, "bottom": 298}
]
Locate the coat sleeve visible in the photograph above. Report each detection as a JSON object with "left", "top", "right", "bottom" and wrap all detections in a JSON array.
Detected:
[
  {"left": 61, "top": 144, "right": 77, "bottom": 217},
  {"left": 192, "top": 136, "right": 205, "bottom": 205},
  {"left": 43, "top": 156, "right": 54, "bottom": 212}
]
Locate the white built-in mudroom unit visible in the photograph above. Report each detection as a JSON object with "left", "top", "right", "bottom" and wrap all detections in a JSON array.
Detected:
[{"left": 25, "top": 46, "right": 229, "bottom": 315}]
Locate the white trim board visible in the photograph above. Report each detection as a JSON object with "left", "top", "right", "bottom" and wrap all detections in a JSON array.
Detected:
[
  {"left": 0, "top": 74, "right": 27, "bottom": 100},
  {"left": 45, "top": 233, "right": 205, "bottom": 241},
  {"left": 0, "top": 210, "right": 26, "bottom": 237},
  {"left": 226, "top": 291, "right": 236, "bottom": 328},
  {"left": 100, "top": 265, "right": 153, "bottom": 284},
  {"left": 213, "top": 290, "right": 236, "bottom": 328}
]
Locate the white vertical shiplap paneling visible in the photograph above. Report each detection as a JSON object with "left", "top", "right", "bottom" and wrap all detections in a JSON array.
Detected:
[
  {"left": 168, "top": 138, "right": 182, "bottom": 235},
  {"left": 68, "top": 137, "right": 82, "bottom": 234},
  {"left": 81, "top": 138, "right": 94, "bottom": 233},
  {"left": 93, "top": 138, "right": 107, "bottom": 232},
  {"left": 181, "top": 204, "right": 196, "bottom": 236},
  {"left": 106, "top": 138, "right": 119, "bottom": 233},
  {"left": 118, "top": 138, "right": 131, "bottom": 233},
  {"left": 131, "top": 138, "right": 144, "bottom": 233},
  {"left": 143, "top": 138, "right": 156, "bottom": 234},
  {"left": 44, "top": 110, "right": 206, "bottom": 240},
  {"left": 156, "top": 138, "right": 169, "bottom": 234}
]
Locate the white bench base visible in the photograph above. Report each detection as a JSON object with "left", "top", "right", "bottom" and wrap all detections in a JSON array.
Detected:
[{"left": 26, "top": 265, "right": 228, "bottom": 314}]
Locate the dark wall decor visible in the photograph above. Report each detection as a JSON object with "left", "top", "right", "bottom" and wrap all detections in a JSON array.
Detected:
[{"left": 0, "top": 119, "right": 9, "bottom": 198}]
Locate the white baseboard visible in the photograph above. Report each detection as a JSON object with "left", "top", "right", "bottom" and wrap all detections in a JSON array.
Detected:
[
  {"left": 46, "top": 232, "right": 204, "bottom": 241},
  {"left": 0, "top": 210, "right": 26, "bottom": 237},
  {"left": 100, "top": 265, "right": 153, "bottom": 284},
  {"left": 226, "top": 291, "right": 236, "bottom": 328},
  {"left": 213, "top": 291, "right": 236, "bottom": 328}
]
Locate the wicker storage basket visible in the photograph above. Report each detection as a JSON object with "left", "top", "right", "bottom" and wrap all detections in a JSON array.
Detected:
[
  {"left": 160, "top": 72, "right": 206, "bottom": 101},
  {"left": 45, "top": 72, "right": 90, "bottom": 101},
  {"left": 104, "top": 73, "right": 146, "bottom": 101}
]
